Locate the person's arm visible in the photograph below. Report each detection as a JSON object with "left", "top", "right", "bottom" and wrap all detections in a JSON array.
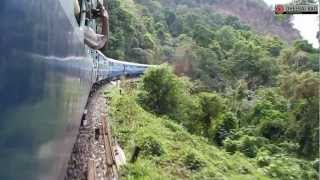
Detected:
[
  {"left": 74, "top": 0, "right": 80, "bottom": 16},
  {"left": 83, "top": 0, "right": 110, "bottom": 49}
]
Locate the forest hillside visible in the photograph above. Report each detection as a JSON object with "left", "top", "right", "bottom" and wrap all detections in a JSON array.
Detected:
[
  {"left": 209, "top": 0, "right": 301, "bottom": 43},
  {"left": 103, "top": 0, "right": 319, "bottom": 179}
]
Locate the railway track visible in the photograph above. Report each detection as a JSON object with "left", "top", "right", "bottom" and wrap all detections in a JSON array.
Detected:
[{"left": 66, "top": 80, "right": 118, "bottom": 180}]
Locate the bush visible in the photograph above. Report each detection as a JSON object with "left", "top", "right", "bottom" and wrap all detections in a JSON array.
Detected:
[
  {"left": 184, "top": 153, "right": 205, "bottom": 171},
  {"left": 142, "top": 33, "right": 156, "bottom": 49},
  {"left": 140, "top": 136, "right": 164, "bottom": 156},
  {"left": 257, "top": 155, "right": 271, "bottom": 167},
  {"left": 212, "top": 126, "right": 228, "bottom": 146},
  {"left": 139, "top": 65, "right": 188, "bottom": 118},
  {"left": 259, "top": 120, "right": 286, "bottom": 140},
  {"left": 265, "top": 157, "right": 318, "bottom": 180},
  {"left": 278, "top": 141, "right": 299, "bottom": 155},
  {"left": 263, "top": 144, "right": 283, "bottom": 155},
  {"left": 255, "top": 136, "right": 270, "bottom": 148},
  {"left": 239, "top": 136, "right": 258, "bottom": 158},
  {"left": 224, "top": 138, "right": 238, "bottom": 154},
  {"left": 230, "top": 126, "right": 256, "bottom": 140},
  {"left": 211, "top": 112, "right": 237, "bottom": 146}
]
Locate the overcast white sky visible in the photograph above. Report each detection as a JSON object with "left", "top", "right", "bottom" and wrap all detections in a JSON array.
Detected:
[{"left": 263, "top": 0, "right": 319, "bottom": 48}]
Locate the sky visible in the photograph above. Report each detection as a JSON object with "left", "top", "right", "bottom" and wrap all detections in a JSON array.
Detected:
[{"left": 263, "top": 0, "right": 319, "bottom": 48}]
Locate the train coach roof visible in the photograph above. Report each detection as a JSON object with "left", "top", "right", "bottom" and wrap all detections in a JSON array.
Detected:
[{"left": 97, "top": 51, "right": 155, "bottom": 67}]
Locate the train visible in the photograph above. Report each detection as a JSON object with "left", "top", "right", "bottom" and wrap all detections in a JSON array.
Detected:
[
  {"left": 0, "top": 0, "right": 151, "bottom": 180},
  {"left": 94, "top": 50, "right": 151, "bottom": 81}
]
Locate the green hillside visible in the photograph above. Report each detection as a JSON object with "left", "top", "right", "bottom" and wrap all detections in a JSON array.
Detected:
[
  {"left": 106, "top": 76, "right": 317, "bottom": 179},
  {"left": 103, "top": 0, "right": 319, "bottom": 179}
]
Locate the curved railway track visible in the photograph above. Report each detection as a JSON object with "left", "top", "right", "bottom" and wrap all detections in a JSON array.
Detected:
[{"left": 66, "top": 80, "right": 118, "bottom": 180}]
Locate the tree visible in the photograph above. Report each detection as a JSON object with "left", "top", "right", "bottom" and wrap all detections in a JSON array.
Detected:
[
  {"left": 279, "top": 71, "right": 319, "bottom": 101},
  {"left": 191, "top": 47, "right": 225, "bottom": 90},
  {"left": 210, "top": 112, "right": 237, "bottom": 146},
  {"left": 209, "top": 40, "right": 225, "bottom": 61},
  {"left": 142, "top": 33, "right": 156, "bottom": 49},
  {"left": 215, "top": 26, "right": 237, "bottom": 50},
  {"left": 224, "top": 16, "right": 250, "bottom": 30},
  {"left": 263, "top": 36, "right": 284, "bottom": 57},
  {"left": 139, "top": 64, "right": 188, "bottom": 117},
  {"left": 193, "top": 25, "right": 214, "bottom": 47},
  {"left": 279, "top": 71, "right": 320, "bottom": 158},
  {"left": 226, "top": 40, "right": 278, "bottom": 88},
  {"left": 294, "top": 40, "right": 317, "bottom": 53},
  {"left": 279, "top": 47, "right": 319, "bottom": 72},
  {"left": 128, "top": 48, "right": 154, "bottom": 64},
  {"left": 250, "top": 92, "right": 288, "bottom": 126},
  {"left": 197, "top": 92, "right": 225, "bottom": 136}
]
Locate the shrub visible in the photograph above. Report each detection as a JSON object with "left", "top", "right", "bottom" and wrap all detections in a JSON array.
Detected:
[
  {"left": 230, "top": 126, "right": 256, "bottom": 140},
  {"left": 265, "top": 158, "right": 318, "bottom": 180},
  {"left": 238, "top": 166, "right": 250, "bottom": 174},
  {"left": 257, "top": 150, "right": 272, "bottom": 167},
  {"left": 239, "top": 136, "right": 258, "bottom": 158},
  {"left": 224, "top": 138, "right": 238, "bottom": 154},
  {"left": 211, "top": 112, "right": 237, "bottom": 146},
  {"left": 212, "top": 126, "right": 229, "bottom": 146},
  {"left": 140, "top": 136, "right": 164, "bottom": 156},
  {"left": 263, "top": 144, "right": 283, "bottom": 155},
  {"left": 278, "top": 141, "right": 299, "bottom": 155},
  {"left": 257, "top": 155, "right": 271, "bottom": 167},
  {"left": 184, "top": 153, "right": 205, "bottom": 171},
  {"left": 255, "top": 136, "right": 270, "bottom": 148},
  {"left": 143, "top": 33, "right": 155, "bottom": 49},
  {"left": 259, "top": 120, "right": 286, "bottom": 140}
]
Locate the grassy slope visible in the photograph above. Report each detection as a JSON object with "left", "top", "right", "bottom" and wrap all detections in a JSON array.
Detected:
[{"left": 107, "top": 84, "right": 307, "bottom": 180}]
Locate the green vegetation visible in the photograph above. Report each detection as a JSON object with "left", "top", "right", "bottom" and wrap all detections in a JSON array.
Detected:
[
  {"left": 136, "top": 63, "right": 319, "bottom": 160},
  {"left": 106, "top": 71, "right": 317, "bottom": 179},
  {"left": 104, "top": 0, "right": 319, "bottom": 179}
]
